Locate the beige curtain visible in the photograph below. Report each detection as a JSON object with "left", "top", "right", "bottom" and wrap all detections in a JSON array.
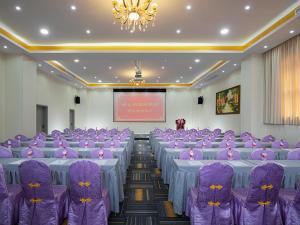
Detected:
[{"left": 264, "top": 34, "right": 300, "bottom": 125}]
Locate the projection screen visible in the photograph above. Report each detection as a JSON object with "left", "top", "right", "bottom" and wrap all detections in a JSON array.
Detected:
[{"left": 113, "top": 89, "right": 166, "bottom": 122}]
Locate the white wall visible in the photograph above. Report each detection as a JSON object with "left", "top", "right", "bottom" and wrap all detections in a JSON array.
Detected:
[
  {"left": 197, "top": 70, "right": 241, "bottom": 133},
  {"left": 82, "top": 88, "right": 201, "bottom": 134},
  {"left": 0, "top": 53, "right": 5, "bottom": 140}
]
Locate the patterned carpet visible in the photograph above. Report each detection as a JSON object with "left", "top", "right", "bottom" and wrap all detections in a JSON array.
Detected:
[{"left": 108, "top": 136, "right": 190, "bottom": 225}]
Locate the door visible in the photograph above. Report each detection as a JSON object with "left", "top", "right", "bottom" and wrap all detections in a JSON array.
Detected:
[
  {"left": 69, "top": 109, "right": 75, "bottom": 130},
  {"left": 36, "top": 105, "right": 48, "bottom": 134}
]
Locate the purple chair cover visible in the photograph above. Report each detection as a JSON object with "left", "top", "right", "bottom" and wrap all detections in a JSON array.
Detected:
[
  {"left": 262, "top": 135, "right": 276, "bottom": 143},
  {"left": 216, "top": 148, "right": 241, "bottom": 160},
  {"left": 0, "top": 146, "right": 13, "bottom": 158},
  {"left": 89, "top": 149, "right": 113, "bottom": 159},
  {"left": 2, "top": 139, "right": 21, "bottom": 148},
  {"left": 18, "top": 160, "right": 68, "bottom": 225},
  {"left": 183, "top": 135, "right": 197, "bottom": 142},
  {"left": 195, "top": 140, "right": 213, "bottom": 148},
  {"left": 272, "top": 140, "right": 289, "bottom": 149},
  {"left": 278, "top": 182, "right": 300, "bottom": 225},
  {"left": 0, "top": 164, "right": 22, "bottom": 225},
  {"left": 250, "top": 149, "right": 275, "bottom": 160},
  {"left": 168, "top": 140, "right": 185, "bottom": 149},
  {"left": 15, "top": 134, "right": 29, "bottom": 142},
  {"left": 179, "top": 149, "right": 203, "bottom": 160},
  {"left": 186, "top": 162, "right": 234, "bottom": 225},
  {"left": 294, "top": 142, "right": 300, "bottom": 148},
  {"left": 103, "top": 140, "right": 121, "bottom": 148},
  {"left": 244, "top": 139, "right": 262, "bottom": 148},
  {"left": 232, "top": 163, "right": 284, "bottom": 225},
  {"left": 68, "top": 161, "right": 110, "bottom": 225},
  {"left": 287, "top": 148, "right": 300, "bottom": 160},
  {"left": 54, "top": 147, "right": 79, "bottom": 159},
  {"left": 29, "top": 139, "right": 45, "bottom": 148},
  {"left": 93, "top": 135, "right": 106, "bottom": 142},
  {"left": 219, "top": 140, "right": 236, "bottom": 148},
  {"left": 20, "top": 147, "right": 45, "bottom": 158},
  {"left": 53, "top": 140, "right": 69, "bottom": 148},
  {"left": 79, "top": 140, "right": 96, "bottom": 148}
]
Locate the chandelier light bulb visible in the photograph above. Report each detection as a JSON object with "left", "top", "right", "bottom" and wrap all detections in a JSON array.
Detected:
[{"left": 129, "top": 12, "right": 140, "bottom": 21}]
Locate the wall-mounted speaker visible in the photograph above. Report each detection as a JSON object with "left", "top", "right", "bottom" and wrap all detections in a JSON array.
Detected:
[
  {"left": 75, "top": 96, "right": 81, "bottom": 104},
  {"left": 198, "top": 96, "right": 204, "bottom": 105}
]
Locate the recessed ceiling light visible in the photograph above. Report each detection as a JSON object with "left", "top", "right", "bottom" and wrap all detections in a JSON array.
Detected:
[
  {"left": 98, "top": 80, "right": 102, "bottom": 83},
  {"left": 70, "top": 5, "right": 77, "bottom": 11},
  {"left": 15, "top": 5, "right": 21, "bottom": 11},
  {"left": 176, "top": 29, "right": 181, "bottom": 34},
  {"left": 244, "top": 5, "right": 251, "bottom": 11},
  {"left": 180, "top": 76, "right": 184, "bottom": 79},
  {"left": 40, "top": 28, "right": 49, "bottom": 36},
  {"left": 264, "top": 45, "right": 268, "bottom": 49},
  {"left": 289, "top": 30, "right": 295, "bottom": 34},
  {"left": 233, "top": 63, "right": 237, "bottom": 67},
  {"left": 86, "top": 29, "right": 91, "bottom": 34},
  {"left": 50, "top": 71, "right": 54, "bottom": 73},
  {"left": 115, "top": 76, "right": 118, "bottom": 79},
  {"left": 74, "top": 59, "right": 80, "bottom": 63},
  {"left": 186, "top": 5, "right": 192, "bottom": 10},
  {"left": 94, "top": 76, "right": 97, "bottom": 79},
  {"left": 220, "top": 28, "right": 230, "bottom": 35},
  {"left": 38, "top": 64, "right": 42, "bottom": 67},
  {"left": 189, "top": 66, "right": 193, "bottom": 70},
  {"left": 161, "top": 66, "right": 165, "bottom": 70},
  {"left": 83, "top": 66, "right": 87, "bottom": 70},
  {"left": 108, "top": 66, "right": 112, "bottom": 70},
  {"left": 222, "top": 70, "right": 225, "bottom": 73},
  {"left": 176, "top": 80, "right": 180, "bottom": 83},
  {"left": 157, "top": 76, "right": 161, "bottom": 79},
  {"left": 194, "top": 59, "right": 200, "bottom": 63},
  {"left": 3, "top": 45, "right": 8, "bottom": 49}
]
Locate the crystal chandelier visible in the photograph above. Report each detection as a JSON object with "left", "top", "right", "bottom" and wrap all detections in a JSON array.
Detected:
[
  {"left": 112, "top": 0, "right": 158, "bottom": 33},
  {"left": 129, "top": 60, "right": 146, "bottom": 86}
]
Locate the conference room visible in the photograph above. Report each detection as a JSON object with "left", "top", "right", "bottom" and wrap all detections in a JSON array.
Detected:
[{"left": 1, "top": 0, "right": 300, "bottom": 225}]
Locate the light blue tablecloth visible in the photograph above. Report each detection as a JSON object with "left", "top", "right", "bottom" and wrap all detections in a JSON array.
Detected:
[
  {"left": 160, "top": 147, "right": 290, "bottom": 184},
  {"left": 0, "top": 158, "right": 123, "bottom": 213},
  {"left": 168, "top": 159, "right": 300, "bottom": 215},
  {"left": 12, "top": 147, "right": 128, "bottom": 184}
]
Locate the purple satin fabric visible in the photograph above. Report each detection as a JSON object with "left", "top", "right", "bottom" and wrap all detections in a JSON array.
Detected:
[
  {"left": 179, "top": 149, "right": 203, "bottom": 160},
  {"left": 54, "top": 148, "right": 79, "bottom": 159},
  {"left": 53, "top": 140, "right": 69, "bottom": 148},
  {"left": 18, "top": 160, "right": 68, "bottom": 225},
  {"left": 79, "top": 140, "right": 96, "bottom": 148},
  {"left": 262, "top": 135, "right": 276, "bottom": 143},
  {"left": 2, "top": 139, "right": 21, "bottom": 148},
  {"left": 0, "top": 165, "right": 22, "bottom": 225},
  {"left": 294, "top": 142, "right": 300, "bottom": 148},
  {"left": 103, "top": 140, "right": 121, "bottom": 148},
  {"left": 232, "top": 163, "right": 284, "bottom": 225},
  {"left": 68, "top": 160, "right": 110, "bottom": 225},
  {"left": 195, "top": 140, "right": 213, "bottom": 148},
  {"left": 15, "top": 134, "right": 29, "bottom": 142},
  {"left": 20, "top": 147, "right": 45, "bottom": 158},
  {"left": 89, "top": 149, "right": 113, "bottom": 159},
  {"left": 287, "top": 149, "right": 300, "bottom": 160},
  {"left": 186, "top": 162, "right": 234, "bottom": 225},
  {"left": 216, "top": 148, "right": 241, "bottom": 160},
  {"left": 272, "top": 140, "right": 289, "bottom": 149},
  {"left": 244, "top": 140, "right": 262, "bottom": 148},
  {"left": 0, "top": 146, "right": 13, "bottom": 158},
  {"left": 29, "top": 139, "right": 45, "bottom": 148},
  {"left": 168, "top": 140, "right": 185, "bottom": 148},
  {"left": 219, "top": 140, "right": 236, "bottom": 148},
  {"left": 250, "top": 149, "right": 275, "bottom": 160}
]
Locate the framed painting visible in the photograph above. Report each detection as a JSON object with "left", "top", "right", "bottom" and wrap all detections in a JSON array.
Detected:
[{"left": 216, "top": 85, "right": 240, "bottom": 115}]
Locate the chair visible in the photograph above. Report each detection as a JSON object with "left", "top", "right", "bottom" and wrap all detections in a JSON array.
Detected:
[
  {"left": 79, "top": 140, "right": 96, "bottom": 148},
  {"left": 20, "top": 147, "right": 44, "bottom": 158},
  {"left": 219, "top": 140, "right": 236, "bottom": 148},
  {"left": 185, "top": 162, "right": 234, "bottom": 225},
  {"left": 68, "top": 161, "right": 110, "bottom": 225},
  {"left": 94, "top": 135, "right": 106, "bottom": 142},
  {"left": 15, "top": 134, "right": 29, "bottom": 142},
  {"left": 103, "top": 140, "right": 121, "bottom": 148},
  {"left": 54, "top": 148, "right": 79, "bottom": 158},
  {"left": 18, "top": 160, "right": 68, "bottom": 225},
  {"left": 3, "top": 139, "right": 21, "bottom": 148},
  {"left": 195, "top": 140, "right": 213, "bottom": 148},
  {"left": 89, "top": 149, "right": 113, "bottom": 159},
  {"left": 287, "top": 148, "right": 300, "bottom": 160},
  {"left": 278, "top": 182, "right": 300, "bottom": 225},
  {"left": 0, "top": 164, "right": 22, "bottom": 225},
  {"left": 250, "top": 149, "right": 275, "bottom": 160},
  {"left": 53, "top": 140, "right": 69, "bottom": 148},
  {"left": 232, "top": 163, "right": 284, "bottom": 225},
  {"left": 272, "top": 140, "right": 289, "bottom": 149},
  {"left": 168, "top": 140, "right": 185, "bottom": 148},
  {"left": 262, "top": 135, "right": 276, "bottom": 143},
  {"left": 294, "top": 142, "right": 300, "bottom": 148},
  {"left": 244, "top": 139, "right": 262, "bottom": 148},
  {"left": 216, "top": 148, "right": 241, "bottom": 160},
  {"left": 29, "top": 139, "right": 45, "bottom": 148},
  {"left": 0, "top": 146, "right": 13, "bottom": 158},
  {"left": 179, "top": 149, "right": 203, "bottom": 160}
]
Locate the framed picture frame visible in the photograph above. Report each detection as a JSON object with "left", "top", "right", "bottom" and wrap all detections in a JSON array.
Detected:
[{"left": 216, "top": 85, "right": 240, "bottom": 115}]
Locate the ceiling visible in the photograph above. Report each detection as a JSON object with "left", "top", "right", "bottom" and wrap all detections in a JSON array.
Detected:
[{"left": 0, "top": 0, "right": 300, "bottom": 88}]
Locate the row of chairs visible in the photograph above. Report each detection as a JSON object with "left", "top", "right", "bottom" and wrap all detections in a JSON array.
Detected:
[
  {"left": 0, "top": 160, "right": 110, "bottom": 225},
  {"left": 0, "top": 146, "right": 114, "bottom": 159},
  {"left": 185, "top": 162, "right": 300, "bottom": 225},
  {"left": 179, "top": 148, "right": 300, "bottom": 160}
]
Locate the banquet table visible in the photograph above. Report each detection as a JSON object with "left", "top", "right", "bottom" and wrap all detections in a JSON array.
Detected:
[
  {"left": 12, "top": 147, "right": 128, "bottom": 184},
  {"left": 168, "top": 159, "right": 300, "bottom": 215},
  {"left": 160, "top": 147, "right": 290, "bottom": 184},
  {"left": 0, "top": 158, "right": 124, "bottom": 213}
]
